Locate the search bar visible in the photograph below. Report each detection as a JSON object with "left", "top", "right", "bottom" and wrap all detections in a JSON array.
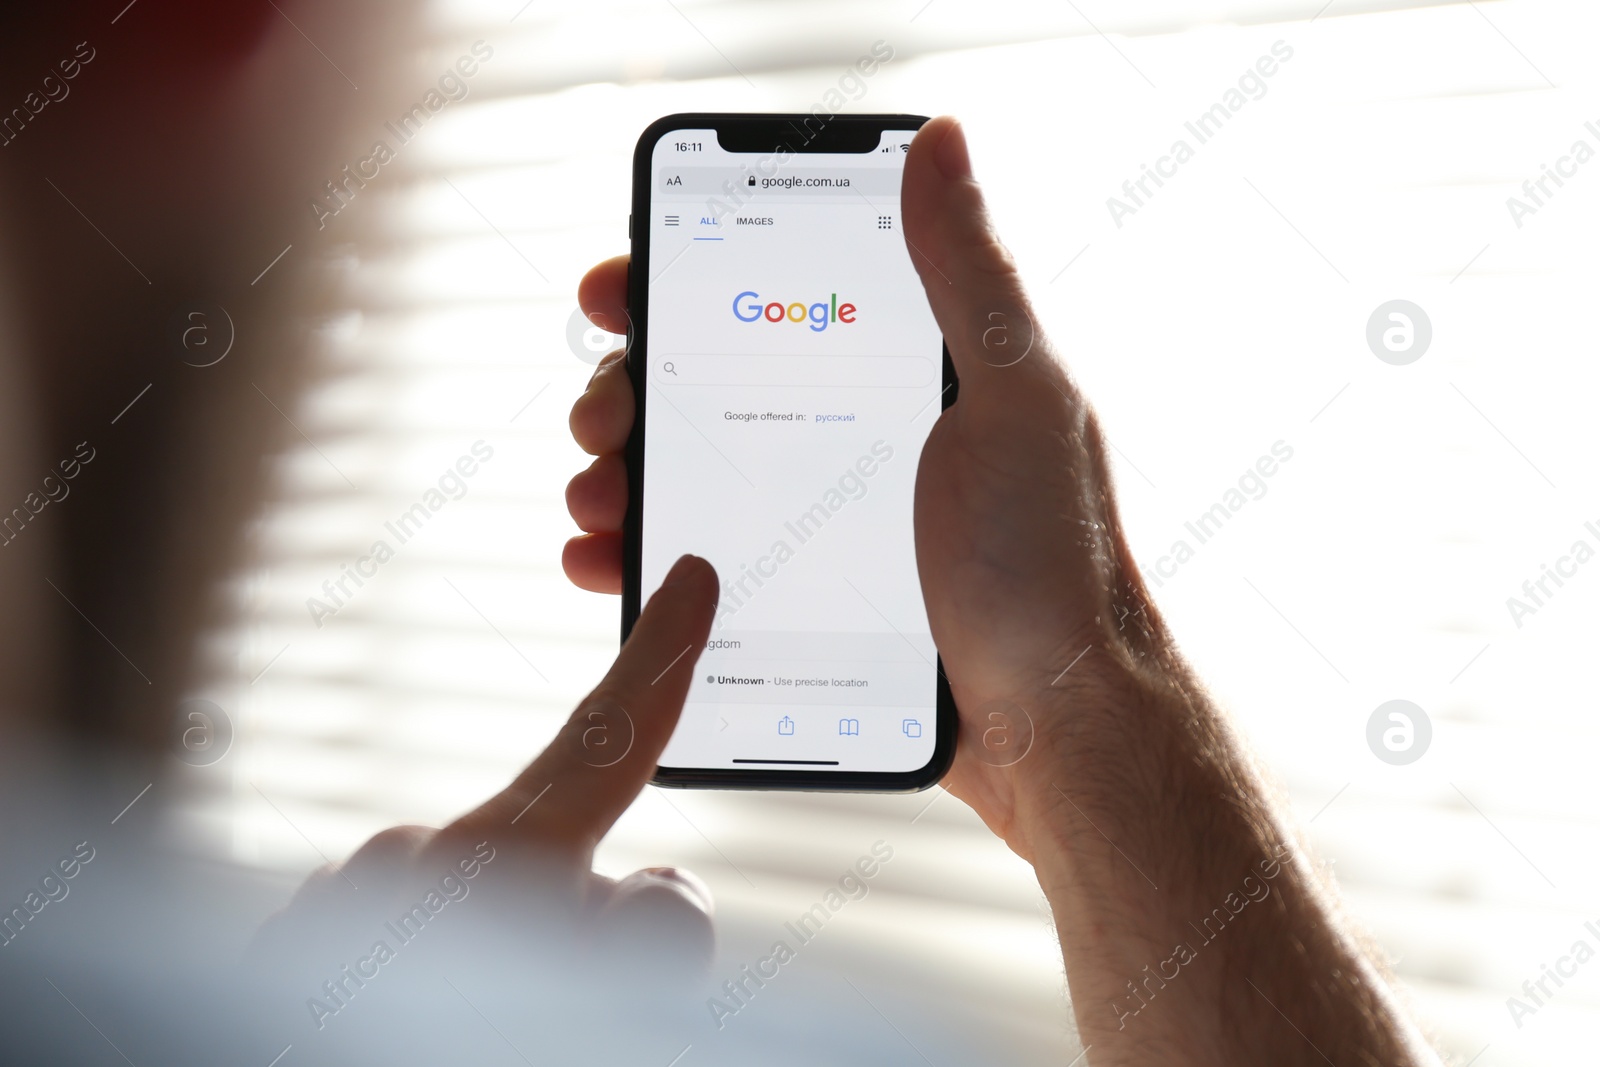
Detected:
[{"left": 653, "top": 354, "right": 935, "bottom": 388}]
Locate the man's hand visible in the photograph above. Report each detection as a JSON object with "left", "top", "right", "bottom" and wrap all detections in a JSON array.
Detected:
[{"left": 253, "top": 554, "right": 721, "bottom": 1004}]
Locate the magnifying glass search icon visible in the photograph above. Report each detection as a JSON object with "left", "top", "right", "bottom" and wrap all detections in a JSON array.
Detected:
[{"left": 663, "top": 361, "right": 677, "bottom": 376}]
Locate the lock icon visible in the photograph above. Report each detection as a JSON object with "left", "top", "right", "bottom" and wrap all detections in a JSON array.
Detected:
[{"left": 747, "top": 174, "right": 756, "bottom": 187}]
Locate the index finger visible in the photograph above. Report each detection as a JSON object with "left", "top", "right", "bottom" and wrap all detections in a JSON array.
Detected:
[{"left": 442, "top": 554, "right": 719, "bottom": 857}]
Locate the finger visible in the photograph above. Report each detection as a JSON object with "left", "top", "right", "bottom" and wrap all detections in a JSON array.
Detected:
[
  {"left": 578, "top": 255, "right": 630, "bottom": 334},
  {"left": 569, "top": 348, "right": 635, "bottom": 456},
  {"left": 591, "top": 867, "right": 715, "bottom": 974},
  {"left": 340, "top": 824, "right": 435, "bottom": 888},
  {"left": 566, "top": 454, "right": 628, "bottom": 533},
  {"left": 288, "top": 824, "right": 435, "bottom": 910},
  {"left": 250, "top": 824, "right": 440, "bottom": 964},
  {"left": 449, "top": 554, "right": 719, "bottom": 853},
  {"left": 562, "top": 532, "right": 623, "bottom": 594},
  {"left": 901, "top": 116, "right": 1060, "bottom": 399}
]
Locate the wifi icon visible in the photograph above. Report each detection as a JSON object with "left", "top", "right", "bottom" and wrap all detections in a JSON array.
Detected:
[{"left": 899, "top": 143, "right": 910, "bottom": 152}]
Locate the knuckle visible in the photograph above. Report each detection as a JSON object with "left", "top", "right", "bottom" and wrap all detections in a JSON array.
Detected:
[
  {"left": 966, "top": 229, "right": 1020, "bottom": 280},
  {"left": 346, "top": 824, "right": 434, "bottom": 871}
]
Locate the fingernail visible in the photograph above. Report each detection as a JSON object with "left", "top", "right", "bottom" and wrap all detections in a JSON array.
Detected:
[
  {"left": 934, "top": 118, "right": 972, "bottom": 181},
  {"left": 662, "top": 553, "right": 700, "bottom": 586}
]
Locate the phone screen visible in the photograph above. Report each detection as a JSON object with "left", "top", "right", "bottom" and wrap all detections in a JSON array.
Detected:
[{"left": 636, "top": 119, "right": 947, "bottom": 784}]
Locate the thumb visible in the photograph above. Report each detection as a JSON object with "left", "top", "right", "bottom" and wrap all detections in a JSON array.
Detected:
[{"left": 901, "top": 116, "right": 1050, "bottom": 398}]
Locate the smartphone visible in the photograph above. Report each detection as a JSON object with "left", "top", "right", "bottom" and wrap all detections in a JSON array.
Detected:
[{"left": 624, "top": 113, "right": 956, "bottom": 791}]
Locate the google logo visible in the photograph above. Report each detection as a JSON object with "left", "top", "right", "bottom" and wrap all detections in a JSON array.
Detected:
[{"left": 732, "top": 291, "right": 856, "bottom": 333}]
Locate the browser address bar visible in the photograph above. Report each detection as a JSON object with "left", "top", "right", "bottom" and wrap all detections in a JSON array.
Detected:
[
  {"left": 655, "top": 167, "right": 902, "bottom": 197},
  {"left": 651, "top": 354, "right": 935, "bottom": 388}
]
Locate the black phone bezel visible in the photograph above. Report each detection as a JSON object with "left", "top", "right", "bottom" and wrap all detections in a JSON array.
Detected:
[{"left": 624, "top": 112, "right": 957, "bottom": 793}]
